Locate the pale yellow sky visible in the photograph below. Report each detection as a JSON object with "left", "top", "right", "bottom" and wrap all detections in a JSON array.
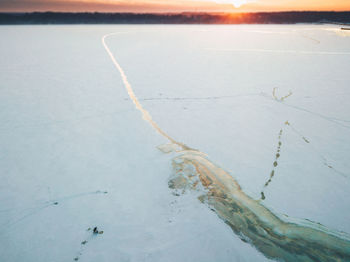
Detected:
[{"left": 0, "top": 0, "right": 349, "bottom": 12}]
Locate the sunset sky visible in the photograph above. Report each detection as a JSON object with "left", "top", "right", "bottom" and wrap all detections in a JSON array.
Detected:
[{"left": 0, "top": 0, "right": 349, "bottom": 12}]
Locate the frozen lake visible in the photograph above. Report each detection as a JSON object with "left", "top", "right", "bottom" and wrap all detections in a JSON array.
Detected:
[{"left": 1, "top": 25, "right": 350, "bottom": 261}]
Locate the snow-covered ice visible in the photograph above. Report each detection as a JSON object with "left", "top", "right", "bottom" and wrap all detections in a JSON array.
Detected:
[{"left": 1, "top": 24, "right": 350, "bottom": 261}]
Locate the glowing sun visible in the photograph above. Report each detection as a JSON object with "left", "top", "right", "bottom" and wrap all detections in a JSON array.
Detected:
[
  {"left": 212, "top": 0, "right": 248, "bottom": 8},
  {"left": 230, "top": 0, "right": 247, "bottom": 7}
]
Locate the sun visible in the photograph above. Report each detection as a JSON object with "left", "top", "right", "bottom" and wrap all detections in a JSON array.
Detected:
[
  {"left": 230, "top": 0, "right": 247, "bottom": 8},
  {"left": 212, "top": 0, "right": 248, "bottom": 8}
]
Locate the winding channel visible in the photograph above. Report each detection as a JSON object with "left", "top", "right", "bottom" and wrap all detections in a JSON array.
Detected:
[{"left": 102, "top": 32, "right": 350, "bottom": 262}]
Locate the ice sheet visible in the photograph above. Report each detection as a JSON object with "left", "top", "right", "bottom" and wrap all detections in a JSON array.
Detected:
[{"left": 1, "top": 24, "right": 349, "bottom": 261}]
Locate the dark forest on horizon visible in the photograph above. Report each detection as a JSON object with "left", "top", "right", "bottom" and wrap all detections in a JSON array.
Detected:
[{"left": 0, "top": 11, "right": 350, "bottom": 24}]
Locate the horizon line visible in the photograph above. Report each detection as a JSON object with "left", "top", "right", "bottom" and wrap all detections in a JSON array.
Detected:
[{"left": 1, "top": 10, "right": 350, "bottom": 14}]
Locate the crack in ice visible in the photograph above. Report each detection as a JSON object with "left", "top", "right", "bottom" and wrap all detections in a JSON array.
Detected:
[{"left": 102, "top": 32, "right": 350, "bottom": 262}]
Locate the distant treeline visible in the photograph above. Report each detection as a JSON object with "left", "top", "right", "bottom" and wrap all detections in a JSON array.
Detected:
[{"left": 0, "top": 12, "right": 350, "bottom": 25}]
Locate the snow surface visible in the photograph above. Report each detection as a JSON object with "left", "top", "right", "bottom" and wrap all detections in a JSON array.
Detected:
[{"left": 0, "top": 24, "right": 349, "bottom": 261}]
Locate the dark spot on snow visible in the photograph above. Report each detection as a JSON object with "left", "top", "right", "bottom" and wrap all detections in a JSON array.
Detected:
[
  {"left": 81, "top": 240, "right": 87, "bottom": 245},
  {"left": 93, "top": 227, "right": 103, "bottom": 234},
  {"left": 303, "top": 137, "right": 310, "bottom": 143}
]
